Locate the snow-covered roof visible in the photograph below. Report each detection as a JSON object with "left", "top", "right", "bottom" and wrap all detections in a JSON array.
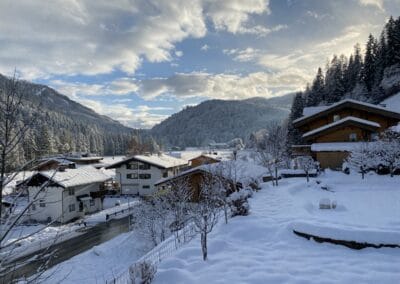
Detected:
[
  {"left": 302, "top": 106, "right": 328, "bottom": 116},
  {"left": 302, "top": 116, "right": 380, "bottom": 139},
  {"left": 155, "top": 160, "right": 268, "bottom": 186},
  {"left": 294, "top": 99, "right": 400, "bottom": 125},
  {"left": 106, "top": 153, "right": 187, "bottom": 169},
  {"left": 311, "top": 142, "right": 376, "bottom": 152},
  {"left": 189, "top": 154, "right": 220, "bottom": 162},
  {"left": 29, "top": 167, "right": 111, "bottom": 188}
]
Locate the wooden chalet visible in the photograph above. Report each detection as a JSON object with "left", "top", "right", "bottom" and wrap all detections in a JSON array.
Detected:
[
  {"left": 292, "top": 99, "right": 400, "bottom": 169},
  {"left": 155, "top": 160, "right": 268, "bottom": 201},
  {"left": 188, "top": 154, "right": 220, "bottom": 168}
]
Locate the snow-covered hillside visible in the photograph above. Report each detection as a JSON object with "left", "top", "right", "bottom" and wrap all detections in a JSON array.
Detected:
[
  {"left": 153, "top": 171, "right": 400, "bottom": 283},
  {"left": 382, "top": 92, "right": 400, "bottom": 112},
  {"left": 36, "top": 171, "right": 400, "bottom": 283}
]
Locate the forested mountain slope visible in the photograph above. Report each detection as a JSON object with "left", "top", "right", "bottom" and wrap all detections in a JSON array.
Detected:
[
  {"left": 0, "top": 74, "right": 134, "bottom": 165},
  {"left": 151, "top": 94, "right": 294, "bottom": 148}
]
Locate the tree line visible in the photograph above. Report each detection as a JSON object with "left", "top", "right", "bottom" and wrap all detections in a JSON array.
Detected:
[{"left": 287, "top": 16, "right": 400, "bottom": 148}]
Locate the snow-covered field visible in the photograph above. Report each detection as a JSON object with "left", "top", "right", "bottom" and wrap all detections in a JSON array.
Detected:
[
  {"left": 30, "top": 170, "right": 400, "bottom": 283},
  {"left": 39, "top": 231, "right": 152, "bottom": 283},
  {"left": 153, "top": 171, "right": 400, "bottom": 283}
]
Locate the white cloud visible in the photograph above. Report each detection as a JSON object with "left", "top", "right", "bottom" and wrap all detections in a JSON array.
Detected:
[
  {"left": 358, "top": 0, "right": 385, "bottom": 11},
  {"left": 0, "top": 0, "right": 272, "bottom": 79},
  {"left": 50, "top": 78, "right": 139, "bottom": 98},
  {"left": 201, "top": 44, "right": 210, "bottom": 51},
  {"left": 236, "top": 24, "right": 287, "bottom": 37},
  {"left": 224, "top": 23, "right": 382, "bottom": 85},
  {"left": 138, "top": 71, "right": 308, "bottom": 101},
  {"left": 79, "top": 99, "right": 169, "bottom": 128},
  {"left": 175, "top": 51, "right": 183, "bottom": 57},
  {"left": 206, "top": 0, "right": 270, "bottom": 34}
]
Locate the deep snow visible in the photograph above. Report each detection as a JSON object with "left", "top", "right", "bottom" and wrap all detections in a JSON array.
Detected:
[
  {"left": 154, "top": 170, "right": 400, "bottom": 283},
  {"left": 34, "top": 170, "right": 400, "bottom": 283}
]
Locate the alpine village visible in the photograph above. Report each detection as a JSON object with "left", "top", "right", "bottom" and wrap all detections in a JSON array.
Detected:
[{"left": 1, "top": 2, "right": 400, "bottom": 284}]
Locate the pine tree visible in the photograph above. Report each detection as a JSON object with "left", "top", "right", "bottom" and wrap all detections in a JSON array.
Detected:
[
  {"left": 386, "top": 16, "right": 397, "bottom": 67},
  {"left": 306, "top": 68, "right": 324, "bottom": 107},
  {"left": 37, "top": 125, "right": 56, "bottom": 156},
  {"left": 363, "top": 34, "right": 377, "bottom": 93},
  {"left": 324, "top": 55, "right": 346, "bottom": 103},
  {"left": 286, "top": 92, "right": 305, "bottom": 151}
]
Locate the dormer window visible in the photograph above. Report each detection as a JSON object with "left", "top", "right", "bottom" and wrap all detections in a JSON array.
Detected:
[
  {"left": 349, "top": 133, "right": 357, "bottom": 142},
  {"left": 333, "top": 115, "right": 340, "bottom": 122}
]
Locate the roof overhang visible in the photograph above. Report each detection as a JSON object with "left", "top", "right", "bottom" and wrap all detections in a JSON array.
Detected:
[
  {"left": 302, "top": 117, "right": 380, "bottom": 141},
  {"left": 293, "top": 99, "right": 400, "bottom": 128}
]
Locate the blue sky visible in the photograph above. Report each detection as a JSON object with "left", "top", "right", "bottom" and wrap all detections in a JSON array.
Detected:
[{"left": 0, "top": 0, "right": 399, "bottom": 128}]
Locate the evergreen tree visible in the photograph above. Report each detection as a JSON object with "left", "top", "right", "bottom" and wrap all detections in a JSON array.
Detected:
[
  {"left": 37, "top": 125, "right": 56, "bottom": 156},
  {"left": 324, "top": 55, "right": 346, "bottom": 103},
  {"left": 286, "top": 92, "right": 305, "bottom": 151},
  {"left": 386, "top": 16, "right": 398, "bottom": 67},
  {"left": 306, "top": 68, "right": 324, "bottom": 107},
  {"left": 363, "top": 34, "right": 377, "bottom": 93}
]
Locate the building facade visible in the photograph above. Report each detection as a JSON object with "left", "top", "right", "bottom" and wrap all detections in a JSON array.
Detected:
[
  {"left": 20, "top": 167, "right": 111, "bottom": 223},
  {"left": 292, "top": 99, "right": 400, "bottom": 169},
  {"left": 106, "top": 154, "right": 187, "bottom": 195}
]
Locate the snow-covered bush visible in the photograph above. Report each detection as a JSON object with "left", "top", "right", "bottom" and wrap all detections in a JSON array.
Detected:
[
  {"left": 129, "top": 261, "right": 157, "bottom": 284},
  {"left": 347, "top": 132, "right": 400, "bottom": 178},
  {"left": 228, "top": 189, "right": 251, "bottom": 217}
]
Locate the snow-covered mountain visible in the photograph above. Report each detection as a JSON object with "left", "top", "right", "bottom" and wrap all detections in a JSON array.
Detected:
[
  {"left": 151, "top": 94, "right": 294, "bottom": 148},
  {"left": 0, "top": 74, "right": 135, "bottom": 157}
]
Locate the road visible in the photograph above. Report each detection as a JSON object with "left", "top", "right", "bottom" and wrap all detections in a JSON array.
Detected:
[{"left": 0, "top": 216, "right": 131, "bottom": 283}]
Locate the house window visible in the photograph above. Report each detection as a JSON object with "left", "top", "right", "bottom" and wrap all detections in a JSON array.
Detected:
[
  {"left": 349, "top": 133, "right": 357, "bottom": 142},
  {"left": 127, "top": 173, "right": 138, "bottom": 179},
  {"left": 69, "top": 204, "right": 75, "bottom": 212},
  {"left": 39, "top": 199, "right": 46, "bottom": 207},
  {"left": 68, "top": 188, "right": 75, "bottom": 196},
  {"left": 139, "top": 173, "right": 151, "bottom": 179},
  {"left": 162, "top": 171, "right": 168, "bottom": 178},
  {"left": 90, "top": 199, "right": 95, "bottom": 206},
  {"left": 333, "top": 115, "right": 340, "bottom": 122},
  {"left": 142, "top": 185, "right": 150, "bottom": 189},
  {"left": 126, "top": 163, "right": 138, "bottom": 170},
  {"left": 139, "top": 164, "right": 151, "bottom": 170}
]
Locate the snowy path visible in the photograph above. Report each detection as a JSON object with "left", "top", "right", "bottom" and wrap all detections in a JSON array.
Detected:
[{"left": 154, "top": 174, "right": 400, "bottom": 283}]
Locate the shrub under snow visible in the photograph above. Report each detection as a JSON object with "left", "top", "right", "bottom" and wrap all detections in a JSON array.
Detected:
[
  {"left": 228, "top": 189, "right": 251, "bottom": 217},
  {"left": 129, "top": 261, "right": 157, "bottom": 284}
]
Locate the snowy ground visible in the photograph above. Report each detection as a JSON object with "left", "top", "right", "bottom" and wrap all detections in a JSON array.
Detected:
[
  {"left": 38, "top": 231, "right": 152, "bottom": 283},
  {"left": 153, "top": 171, "right": 400, "bottom": 283}
]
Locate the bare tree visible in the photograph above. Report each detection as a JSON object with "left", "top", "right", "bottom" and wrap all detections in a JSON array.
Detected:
[
  {"left": 162, "top": 177, "right": 193, "bottom": 242},
  {"left": 256, "top": 122, "right": 288, "bottom": 186},
  {"left": 131, "top": 196, "right": 171, "bottom": 247},
  {"left": 189, "top": 174, "right": 219, "bottom": 261},
  {"left": 297, "top": 156, "right": 317, "bottom": 182}
]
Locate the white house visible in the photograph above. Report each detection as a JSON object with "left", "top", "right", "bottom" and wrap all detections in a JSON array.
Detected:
[
  {"left": 106, "top": 154, "right": 188, "bottom": 195},
  {"left": 20, "top": 167, "right": 112, "bottom": 223}
]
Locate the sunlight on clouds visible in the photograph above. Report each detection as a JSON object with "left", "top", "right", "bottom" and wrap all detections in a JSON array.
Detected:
[
  {"left": 0, "top": 0, "right": 272, "bottom": 79},
  {"left": 79, "top": 99, "right": 169, "bottom": 128},
  {"left": 138, "top": 71, "right": 308, "bottom": 101},
  {"left": 358, "top": 0, "right": 385, "bottom": 11}
]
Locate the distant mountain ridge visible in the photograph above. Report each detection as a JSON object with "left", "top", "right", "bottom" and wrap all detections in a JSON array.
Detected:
[
  {"left": 0, "top": 74, "right": 134, "bottom": 163},
  {"left": 151, "top": 94, "right": 294, "bottom": 148}
]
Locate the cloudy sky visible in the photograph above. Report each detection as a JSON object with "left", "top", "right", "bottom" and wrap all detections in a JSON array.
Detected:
[{"left": 1, "top": 0, "right": 399, "bottom": 128}]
